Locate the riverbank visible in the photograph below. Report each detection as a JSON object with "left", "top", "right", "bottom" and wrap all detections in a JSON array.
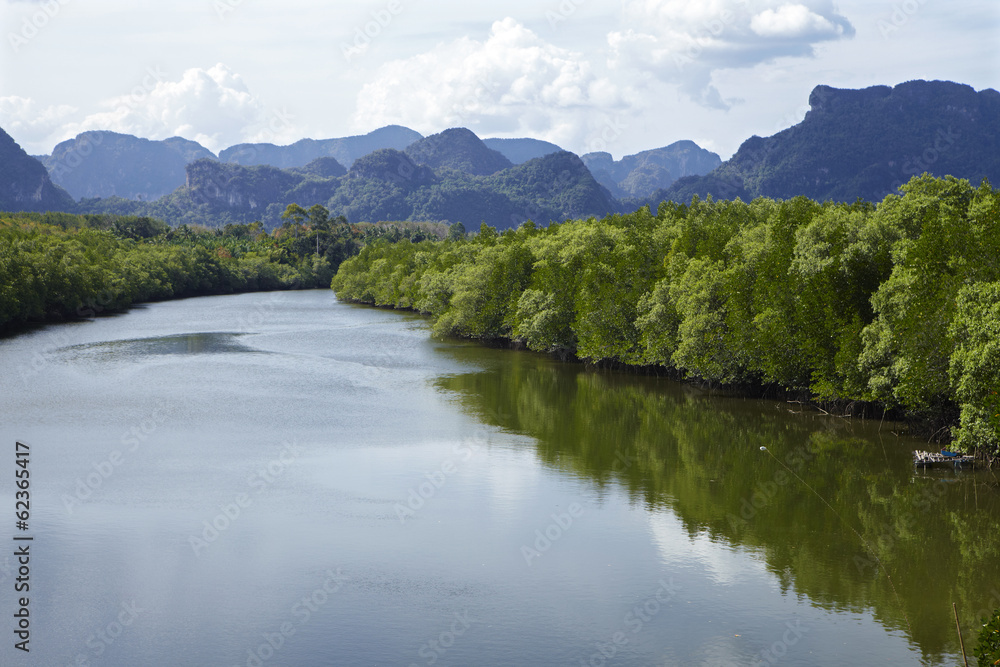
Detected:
[
  {"left": 332, "top": 175, "right": 1000, "bottom": 460},
  {"left": 0, "top": 212, "right": 344, "bottom": 334}
]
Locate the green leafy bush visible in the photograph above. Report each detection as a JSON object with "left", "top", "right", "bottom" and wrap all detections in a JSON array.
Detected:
[
  {"left": 975, "top": 608, "right": 1000, "bottom": 666},
  {"left": 331, "top": 175, "right": 1000, "bottom": 455}
]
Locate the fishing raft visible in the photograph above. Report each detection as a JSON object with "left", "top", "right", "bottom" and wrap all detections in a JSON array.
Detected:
[{"left": 913, "top": 450, "right": 978, "bottom": 469}]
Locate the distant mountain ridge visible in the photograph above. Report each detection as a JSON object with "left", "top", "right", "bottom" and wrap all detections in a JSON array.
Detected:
[
  {"left": 0, "top": 126, "right": 75, "bottom": 212},
  {"left": 78, "top": 136, "right": 617, "bottom": 230},
  {"left": 404, "top": 128, "right": 513, "bottom": 176},
  {"left": 31, "top": 125, "right": 712, "bottom": 207},
  {"left": 17, "top": 125, "right": 706, "bottom": 226},
  {"left": 483, "top": 137, "right": 563, "bottom": 164},
  {"left": 665, "top": 80, "right": 1000, "bottom": 203},
  {"left": 42, "top": 131, "right": 216, "bottom": 201},
  {"left": 219, "top": 125, "right": 423, "bottom": 169},
  {"left": 582, "top": 141, "right": 722, "bottom": 197},
  {"left": 9, "top": 79, "right": 997, "bottom": 224}
]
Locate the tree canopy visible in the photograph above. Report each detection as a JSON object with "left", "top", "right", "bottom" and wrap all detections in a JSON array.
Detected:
[{"left": 332, "top": 175, "right": 1000, "bottom": 456}]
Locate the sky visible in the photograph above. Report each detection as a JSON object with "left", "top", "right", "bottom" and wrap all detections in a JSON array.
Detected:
[{"left": 1, "top": 0, "right": 997, "bottom": 161}]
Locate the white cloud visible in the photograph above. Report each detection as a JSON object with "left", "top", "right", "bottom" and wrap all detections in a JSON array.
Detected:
[
  {"left": 352, "top": 4, "right": 855, "bottom": 155},
  {"left": 750, "top": 4, "right": 843, "bottom": 38},
  {"left": 353, "top": 18, "right": 633, "bottom": 152},
  {"left": 0, "top": 96, "right": 78, "bottom": 153},
  {"left": 2, "top": 64, "right": 297, "bottom": 154},
  {"left": 62, "top": 64, "right": 291, "bottom": 152},
  {"left": 609, "top": 0, "right": 854, "bottom": 109}
]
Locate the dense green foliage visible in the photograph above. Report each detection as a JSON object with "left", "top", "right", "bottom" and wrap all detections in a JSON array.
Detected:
[
  {"left": 332, "top": 175, "right": 1000, "bottom": 454},
  {"left": 976, "top": 608, "right": 1000, "bottom": 666},
  {"left": 0, "top": 205, "right": 436, "bottom": 330}
]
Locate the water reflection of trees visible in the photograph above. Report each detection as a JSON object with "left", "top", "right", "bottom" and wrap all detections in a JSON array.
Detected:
[{"left": 435, "top": 348, "right": 1000, "bottom": 662}]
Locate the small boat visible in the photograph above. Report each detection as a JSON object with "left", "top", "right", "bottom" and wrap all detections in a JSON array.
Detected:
[{"left": 913, "top": 450, "right": 977, "bottom": 468}]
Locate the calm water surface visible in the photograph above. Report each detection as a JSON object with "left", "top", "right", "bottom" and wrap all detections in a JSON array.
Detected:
[{"left": 0, "top": 290, "right": 997, "bottom": 666}]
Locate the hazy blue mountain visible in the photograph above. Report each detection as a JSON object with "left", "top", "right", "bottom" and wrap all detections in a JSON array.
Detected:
[
  {"left": 80, "top": 148, "right": 616, "bottom": 230},
  {"left": 288, "top": 157, "right": 348, "bottom": 179},
  {"left": 664, "top": 80, "right": 1000, "bottom": 203},
  {"left": 41, "top": 131, "right": 216, "bottom": 201},
  {"left": 484, "top": 151, "right": 618, "bottom": 224},
  {"left": 483, "top": 137, "right": 564, "bottom": 164},
  {"left": 582, "top": 141, "right": 721, "bottom": 198},
  {"left": 332, "top": 148, "right": 615, "bottom": 227},
  {"left": 0, "top": 126, "right": 76, "bottom": 212},
  {"left": 219, "top": 125, "right": 423, "bottom": 169},
  {"left": 405, "top": 128, "right": 513, "bottom": 176},
  {"left": 40, "top": 79, "right": 1000, "bottom": 227},
  {"left": 161, "top": 136, "right": 218, "bottom": 163}
]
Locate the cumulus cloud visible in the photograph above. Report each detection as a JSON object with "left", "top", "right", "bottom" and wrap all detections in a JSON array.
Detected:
[
  {"left": 0, "top": 96, "right": 78, "bottom": 152},
  {"left": 63, "top": 64, "right": 292, "bottom": 152},
  {"left": 353, "top": 4, "right": 854, "bottom": 154},
  {"left": 1, "top": 64, "right": 296, "bottom": 154},
  {"left": 353, "top": 18, "right": 633, "bottom": 152},
  {"left": 609, "top": 0, "right": 854, "bottom": 108},
  {"left": 750, "top": 4, "right": 844, "bottom": 39}
]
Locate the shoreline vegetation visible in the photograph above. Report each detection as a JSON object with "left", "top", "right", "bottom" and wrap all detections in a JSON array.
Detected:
[
  {"left": 3, "top": 179, "right": 999, "bottom": 659},
  {"left": 0, "top": 207, "right": 444, "bottom": 334},
  {"left": 332, "top": 175, "right": 1000, "bottom": 461},
  {"left": 2, "top": 176, "right": 998, "bottom": 460}
]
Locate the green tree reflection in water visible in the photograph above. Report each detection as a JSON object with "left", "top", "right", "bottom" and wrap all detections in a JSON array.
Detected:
[{"left": 434, "top": 343, "right": 1000, "bottom": 664}]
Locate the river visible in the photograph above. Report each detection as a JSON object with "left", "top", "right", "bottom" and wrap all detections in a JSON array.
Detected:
[{"left": 0, "top": 290, "right": 997, "bottom": 666}]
